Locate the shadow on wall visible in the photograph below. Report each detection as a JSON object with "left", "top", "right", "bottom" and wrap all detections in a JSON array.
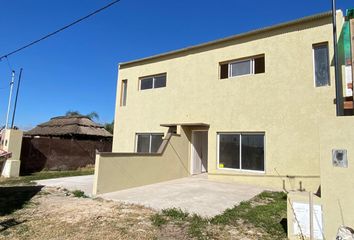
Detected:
[
  {"left": 20, "top": 137, "right": 112, "bottom": 175},
  {"left": 20, "top": 138, "right": 47, "bottom": 175},
  {"left": 0, "top": 185, "right": 43, "bottom": 216}
]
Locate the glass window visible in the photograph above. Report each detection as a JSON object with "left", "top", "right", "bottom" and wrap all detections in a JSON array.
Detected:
[
  {"left": 254, "top": 56, "right": 265, "bottom": 74},
  {"left": 140, "top": 77, "right": 153, "bottom": 90},
  {"left": 121, "top": 80, "right": 127, "bottom": 106},
  {"left": 219, "top": 134, "right": 240, "bottom": 169},
  {"left": 136, "top": 134, "right": 150, "bottom": 153},
  {"left": 220, "top": 63, "right": 229, "bottom": 79},
  {"left": 140, "top": 74, "right": 167, "bottom": 90},
  {"left": 241, "top": 135, "right": 264, "bottom": 171},
  {"left": 154, "top": 75, "right": 166, "bottom": 88},
  {"left": 230, "top": 60, "right": 251, "bottom": 77},
  {"left": 151, "top": 134, "right": 164, "bottom": 152},
  {"left": 218, "top": 133, "right": 265, "bottom": 172},
  {"left": 220, "top": 55, "right": 265, "bottom": 79},
  {"left": 136, "top": 133, "right": 163, "bottom": 153},
  {"left": 313, "top": 44, "right": 330, "bottom": 87}
]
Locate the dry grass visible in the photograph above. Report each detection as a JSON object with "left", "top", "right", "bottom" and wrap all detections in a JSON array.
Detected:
[
  {"left": 0, "top": 187, "right": 156, "bottom": 240},
  {"left": 0, "top": 187, "right": 286, "bottom": 240}
]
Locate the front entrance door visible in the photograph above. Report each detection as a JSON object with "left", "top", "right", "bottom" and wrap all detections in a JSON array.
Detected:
[{"left": 191, "top": 131, "right": 208, "bottom": 174}]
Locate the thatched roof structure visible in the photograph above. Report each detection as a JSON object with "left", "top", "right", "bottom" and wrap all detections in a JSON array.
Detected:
[{"left": 25, "top": 116, "right": 112, "bottom": 139}]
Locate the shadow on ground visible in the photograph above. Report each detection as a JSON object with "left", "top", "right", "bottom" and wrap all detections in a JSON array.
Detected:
[
  {"left": 0, "top": 185, "right": 43, "bottom": 216},
  {"left": 0, "top": 218, "right": 26, "bottom": 232}
]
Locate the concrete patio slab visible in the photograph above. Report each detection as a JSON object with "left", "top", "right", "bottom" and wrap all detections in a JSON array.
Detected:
[
  {"left": 99, "top": 175, "right": 271, "bottom": 217},
  {"left": 36, "top": 175, "right": 94, "bottom": 197},
  {"left": 35, "top": 174, "right": 273, "bottom": 217}
]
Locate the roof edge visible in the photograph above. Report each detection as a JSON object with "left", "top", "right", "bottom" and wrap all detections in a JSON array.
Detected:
[{"left": 119, "top": 10, "right": 338, "bottom": 68}]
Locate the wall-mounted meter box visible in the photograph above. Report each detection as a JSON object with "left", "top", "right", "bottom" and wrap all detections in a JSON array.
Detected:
[{"left": 332, "top": 149, "right": 348, "bottom": 168}]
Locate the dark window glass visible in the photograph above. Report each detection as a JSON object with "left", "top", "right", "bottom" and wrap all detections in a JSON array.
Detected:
[
  {"left": 121, "top": 80, "right": 127, "bottom": 106},
  {"left": 140, "top": 77, "right": 153, "bottom": 90},
  {"left": 241, "top": 134, "right": 264, "bottom": 171},
  {"left": 154, "top": 75, "right": 166, "bottom": 88},
  {"left": 220, "top": 63, "right": 229, "bottom": 79},
  {"left": 254, "top": 56, "right": 265, "bottom": 74},
  {"left": 151, "top": 134, "right": 164, "bottom": 153},
  {"left": 230, "top": 60, "right": 251, "bottom": 77},
  {"left": 314, "top": 45, "right": 330, "bottom": 87},
  {"left": 219, "top": 134, "right": 240, "bottom": 169},
  {"left": 136, "top": 134, "right": 150, "bottom": 153}
]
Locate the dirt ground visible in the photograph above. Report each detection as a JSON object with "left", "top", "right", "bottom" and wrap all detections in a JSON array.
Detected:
[{"left": 0, "top": 187, "right": 271, "bottom": 240}]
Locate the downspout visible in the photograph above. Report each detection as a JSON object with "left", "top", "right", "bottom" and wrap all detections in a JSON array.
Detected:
[{"left": 332, "top": 0, "right": 342, "bottom": 116}]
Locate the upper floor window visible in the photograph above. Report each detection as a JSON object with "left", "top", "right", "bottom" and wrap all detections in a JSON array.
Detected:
[
  {"left": 140, "top": 73, "right": 166, "bottom": 90},
  {"left": 120, "top": 79, "right": 128, "bottom": 106},
  {"left": 220, "top": 55, "right": 265, "bottom": 79},
  {"left": 313, "top": 43, "right": 330, "bottom": 87}
]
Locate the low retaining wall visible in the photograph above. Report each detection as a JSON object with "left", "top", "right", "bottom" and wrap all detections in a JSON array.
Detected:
[
  {"left": 20, "top": 137, "right": 112, "bottom": 174},
  {"left": 93, "top": 130, "right": 190, "bottom": 195}
]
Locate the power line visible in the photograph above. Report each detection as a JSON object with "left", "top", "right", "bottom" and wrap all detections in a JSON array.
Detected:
[
  {"left": 5, "top": 56, "right": 13, "bottom": 71},
  {"left": 0, "top": 0, "right": 121, "bottom": 61}
]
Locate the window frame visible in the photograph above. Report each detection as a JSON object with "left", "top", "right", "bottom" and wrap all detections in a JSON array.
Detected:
[
  {"left": 139, "top": 73, "right": 167, "bottom": 90},
  {"left": 312, "top": 43, "right": 330, "bottom": 88},
  {"left": 135, "top": 133, "right": 164, "bottom": 153},
  {"left": 120, "top": 79, "right": 128, "bottom": 106},
  {"left": 216, "top": 132, "right": 265, "bottom": 173},
  {"left": 220, "top": 55, "right": 265, "bottom": 79},
  {"left": 229, "top": 59, "right": 254, "bottom": 78}
]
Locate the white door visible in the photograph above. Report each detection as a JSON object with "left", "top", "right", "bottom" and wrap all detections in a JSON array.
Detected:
[{"left": 191, "top": 131, "right": 208, "bottom": 174}]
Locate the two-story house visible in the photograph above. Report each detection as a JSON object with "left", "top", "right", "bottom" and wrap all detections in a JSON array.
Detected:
[{"left": 93, "top": 10, "right": 351, "bottom": 196}]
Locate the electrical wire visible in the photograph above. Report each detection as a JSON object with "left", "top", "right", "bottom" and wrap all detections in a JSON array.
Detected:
[
  {"left": 0, "top": 0, "right": 121, "bottom": 61},
  {"left": 5, "top": 56, "right": 13, "bottom": 71}
]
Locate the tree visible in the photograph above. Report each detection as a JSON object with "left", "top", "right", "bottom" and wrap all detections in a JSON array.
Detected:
[
  {"left": 65, "top": 110, "right": 99, "bottom": 121},
  {"left": 86, "top": 112, "right": 99, "bottom": 121},
  {"left": 65, "top": 110, "right": 80, "bottom": 117},
  {"left": 104, "top": 120, "right": 114, "bottom": 134}
]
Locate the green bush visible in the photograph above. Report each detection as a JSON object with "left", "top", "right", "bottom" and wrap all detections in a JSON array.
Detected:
[{"left": 71, "top": 190, "right": 88, "bottom": 198}]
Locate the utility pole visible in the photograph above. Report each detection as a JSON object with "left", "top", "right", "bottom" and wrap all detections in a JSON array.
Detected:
[
  {"left": 11, "top": 68, "right": 23, "bottom": 129},
  {"left": 332, "top": 0, "right": 341, "bottom": 116},
  {"left": 5, "top": 71, "right": 15, "bottom": 129}
]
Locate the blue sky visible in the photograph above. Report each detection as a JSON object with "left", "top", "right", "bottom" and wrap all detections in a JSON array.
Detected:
[{"left": 0, "top": 0, "right": 353, "bottom": 129}]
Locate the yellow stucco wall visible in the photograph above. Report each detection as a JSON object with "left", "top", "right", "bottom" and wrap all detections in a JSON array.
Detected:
[
  {"left": 93, "top": 127, "right": 191, "bottom": 195},
  {"left": 111, "top": 12, "right": 344, "bottom": 191},
  {"left": 318, "top": 116, "right": 354, "bottom": 239},
  {"left": 2, "top": 129, "right": 23, "bottom": 160}
]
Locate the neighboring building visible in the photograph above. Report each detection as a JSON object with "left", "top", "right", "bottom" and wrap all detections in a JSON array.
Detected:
[
  {"left": 25, "top": 115, "right": 112, "bottom": 140},
  {"left": 21, "top": 115, "right": 112, "bottom": 173}
]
